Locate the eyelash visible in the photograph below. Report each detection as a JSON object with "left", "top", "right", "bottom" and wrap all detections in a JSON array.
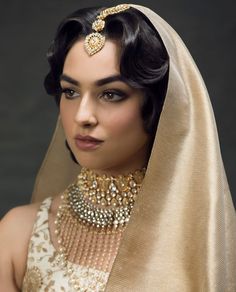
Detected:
[
  {"left": 60, "top": 88, "right": 127, "bottom": 102},
  {"left": 61, "top": 88, "right": 78, "bottom": 99}
]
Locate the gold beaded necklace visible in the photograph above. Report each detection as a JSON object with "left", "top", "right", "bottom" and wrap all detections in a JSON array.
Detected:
[{"left": 53, "top": 167, "right": 146, "bottom": 280}]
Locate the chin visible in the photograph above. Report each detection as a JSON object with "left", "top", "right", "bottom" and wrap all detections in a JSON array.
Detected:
[
  {"left": 75, "top": 156, "right": 122, "bottom": 175},
  {"left": 75, "top": 156, "right": 107, "bottom": 171}
]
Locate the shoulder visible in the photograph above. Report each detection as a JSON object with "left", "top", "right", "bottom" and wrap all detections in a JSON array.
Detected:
[
  {"left": 0, "top": 201, "right": 42, "bottom": 289},
  {"left": 1, "top": 202, "right": 40, "bottom": 226},
  {"left": 0, "top": 202, "right": 41, "bottom": 243}
]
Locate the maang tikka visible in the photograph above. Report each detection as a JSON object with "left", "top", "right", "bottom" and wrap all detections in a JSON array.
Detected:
[{"left": 84, "top": 4, "right": 130, "bottom": 56}]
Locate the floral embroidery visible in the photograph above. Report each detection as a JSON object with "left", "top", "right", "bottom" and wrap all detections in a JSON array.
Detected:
[
  {"left": 22, "top": 266, "right": 43, "bottom": 292},
  {"left": 22, "top": 197, "right": 109, "bottom": 292}
]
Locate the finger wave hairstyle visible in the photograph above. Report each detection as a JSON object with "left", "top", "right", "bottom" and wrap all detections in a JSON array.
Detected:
[{"left": 44, "top": 6, "right": 169, "bottom": 162}]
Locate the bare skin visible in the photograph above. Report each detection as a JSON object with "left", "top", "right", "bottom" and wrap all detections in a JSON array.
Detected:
[{"left": 0, "top": 196, "right": 61, "bottom": 291}]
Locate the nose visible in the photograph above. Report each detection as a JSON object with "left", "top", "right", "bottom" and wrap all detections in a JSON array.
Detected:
[{"left": 74, "top": 93, "right": 98, "bottom": 127}]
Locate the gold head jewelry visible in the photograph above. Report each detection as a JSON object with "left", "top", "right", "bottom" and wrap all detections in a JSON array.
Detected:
[{"left": 84, "top": 4, "right": 130, "bottom": 56}]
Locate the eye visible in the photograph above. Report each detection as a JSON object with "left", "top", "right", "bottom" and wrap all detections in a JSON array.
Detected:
[
  {"left": 61, "top": 88, "right": 80, "bottom": 99},
  {"left": 101, "top": 89, "right": 127, "bottom": 102}
]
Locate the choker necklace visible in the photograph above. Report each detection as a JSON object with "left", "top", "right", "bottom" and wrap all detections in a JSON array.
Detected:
[
  {"left": 55, "top": 167, "right": 146, "bottom": 233},
  {"left": 53, "top": 167, "right": 146, "bottom": 282}
]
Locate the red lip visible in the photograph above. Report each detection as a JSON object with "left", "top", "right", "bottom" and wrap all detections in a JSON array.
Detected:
[
  {"left": 75, "top": 134, "right": 103, "bottom": 151},
  {"left": 75, "top": 134, "right": 103, "bottom": 142}
]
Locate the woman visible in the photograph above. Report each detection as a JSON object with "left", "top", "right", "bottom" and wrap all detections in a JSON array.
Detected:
[{"left": 0, "top": 4, "right": 235, "bottom": 291}]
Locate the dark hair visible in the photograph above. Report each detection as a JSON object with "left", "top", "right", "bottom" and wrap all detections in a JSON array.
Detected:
[{"left": 44, "top": 6, "right": 169, "bottom": 161}]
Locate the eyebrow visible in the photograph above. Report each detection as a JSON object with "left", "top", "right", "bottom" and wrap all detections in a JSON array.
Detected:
[{"left": 60, "top": 73, "right": 126, "bottom": 87}]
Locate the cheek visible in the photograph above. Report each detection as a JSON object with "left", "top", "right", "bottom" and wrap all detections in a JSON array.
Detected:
[
  {"left": 104, "top": 105, "right": 144, "bottom": 138},
  {"left": 60, "top": 99, "right": 75, "bottom": 136}
]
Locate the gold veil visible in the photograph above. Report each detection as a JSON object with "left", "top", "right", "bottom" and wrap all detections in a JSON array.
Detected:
[{"left": 31, "top": 4, "right": 236, "bottom": 291}]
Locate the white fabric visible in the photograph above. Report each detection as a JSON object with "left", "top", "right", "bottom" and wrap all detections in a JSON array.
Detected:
[{"left": 22, "top": 198, "right": 109, "bottom": 292}]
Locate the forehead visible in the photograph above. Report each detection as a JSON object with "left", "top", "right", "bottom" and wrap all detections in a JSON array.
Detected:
[{"left": 63, "top": 39, "right": 121, "bottom": 82}]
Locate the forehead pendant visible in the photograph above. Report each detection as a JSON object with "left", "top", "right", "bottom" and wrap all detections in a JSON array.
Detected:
[{"left": 84, "top": 4, "right": 130, "bottom": 56}]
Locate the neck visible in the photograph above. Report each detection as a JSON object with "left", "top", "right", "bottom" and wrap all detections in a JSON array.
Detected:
[
  {"left": 85, "top": 154, "right": 149, "bottom": 177},
  {"left": 86, "top": 166, "right": 147, "bottom": 178}
]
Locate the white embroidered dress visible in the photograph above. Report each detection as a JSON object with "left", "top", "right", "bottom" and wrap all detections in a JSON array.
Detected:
[{"left": 22, "top": 198, "right": 109, "bottom": 292}]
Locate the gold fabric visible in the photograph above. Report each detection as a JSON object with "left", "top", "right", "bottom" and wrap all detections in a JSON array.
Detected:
[{"left": 31, "top": 4, "right": 236, "bottom": 291}]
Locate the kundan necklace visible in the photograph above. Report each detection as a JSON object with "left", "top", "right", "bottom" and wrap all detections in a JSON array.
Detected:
[{"left": 53, "top": 167, "right": 146, "bottom": 287}]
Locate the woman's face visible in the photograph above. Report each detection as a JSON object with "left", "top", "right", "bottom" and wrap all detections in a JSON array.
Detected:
[{"left": 60, "top": 39, "right": 150, "bottom": 175}]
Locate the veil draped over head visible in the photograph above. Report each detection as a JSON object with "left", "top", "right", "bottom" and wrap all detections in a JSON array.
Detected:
[{"left": 31, "top": 4, "right": 236, "bottom": 291}]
